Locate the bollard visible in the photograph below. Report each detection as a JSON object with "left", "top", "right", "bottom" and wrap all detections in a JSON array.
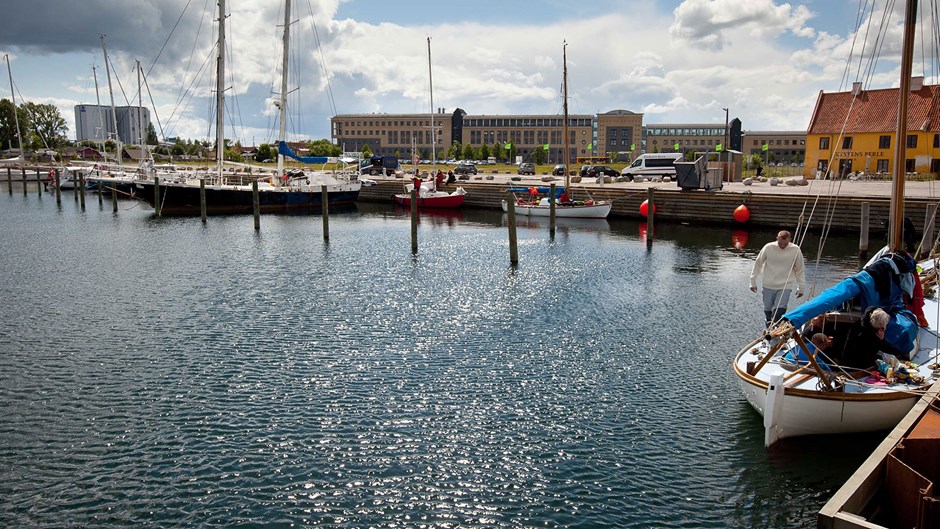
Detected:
[
  {"left": 111, "top": 186, "right": 118, "bottom": 213},
  {"left": 252, "top": 180, "right": 260, "bottom": 230},
  {"left": 35, "top": 170, "right": 41, "bottom": 197},
  {"left": 506, "top": 192, "right": 519, "bottom": 265},
  {"left": 411, "top": 186, "right": 418, "bottom": 254},
  {"left": 154, "top": 176, "right": 161, "bottom": 217},
  {"left": 21, "top": 168, "right": 27, "bottom": 197},
  {"left": 549, "top": 183, "right": 556, "bottom": 237},
  {"left": 96, "top": 175, "right": 103, "bottom": 206},
  {"left": 199, "top": 178, "right": 206, "bottom": 223},
  {"left": 54, "top": 170, "right": 61, "bottom": 205},
  {"left": 78, "top": 173, "right": 86, "bottom": 210},
  {"left": 321, "top": 185, "right": 330, "bottom": 241},
  {"left": 859, "top": 202, "right": 870, "bottom": 264},
  {"left": 920, "top": 204, "right": 937, "bottom": 259},
  {"left": 647, "top": 187, "right": 655, "bottom": 246},
  {"left": 6, "top": 167, "right": 11, "bottom": 195}
]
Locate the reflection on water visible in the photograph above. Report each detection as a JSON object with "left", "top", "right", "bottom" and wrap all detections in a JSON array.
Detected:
[{"left": 0, "top": 196, "right": 872, "bottom": 528}]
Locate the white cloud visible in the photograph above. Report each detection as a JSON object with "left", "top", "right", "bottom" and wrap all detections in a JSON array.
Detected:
[{"left": 670, "top": 0, "right": 816, "bottom": 50}]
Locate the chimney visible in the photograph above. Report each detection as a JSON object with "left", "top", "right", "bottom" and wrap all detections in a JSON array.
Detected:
[
  {"left": 851, "top": 82, "right": 862, "bottom": 96},
  {"left": 911, "top": 76, "right": 924, "bottom": 91}
]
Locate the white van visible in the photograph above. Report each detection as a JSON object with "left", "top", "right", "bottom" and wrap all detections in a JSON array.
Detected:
[{"left": 620, "top": 153, "right": 683, "bottom": 180}]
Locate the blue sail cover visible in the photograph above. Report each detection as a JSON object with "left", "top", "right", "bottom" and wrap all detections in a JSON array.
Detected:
[
  {"left": 506, "top": 186, "right": 565, "bottom": 198},
  {"left": 277, "top": 141, "right": 333, "bottom": 165},
  {"left": 782, "top": 256, "right": 918, "bottom": 356}
]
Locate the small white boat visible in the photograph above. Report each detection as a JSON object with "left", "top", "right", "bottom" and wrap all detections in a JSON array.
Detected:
[{"left": 501, "top": 186, "right": 611, "bottom": 219}]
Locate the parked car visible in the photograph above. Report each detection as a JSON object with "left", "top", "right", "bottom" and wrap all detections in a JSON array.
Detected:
[
  {"left": 552, "top": 164, "right": 566, "bottom": 176},
  {"left": 579, "top": 165, "right": 591, "bottom": 177},
  {"left": 585, "top": 165, "right": 618, "bottom": 178},
  {"left": 518, "top": 162, "right": 535, "bottom": 175},
  {"left": 454, "top": 163, "right": 478, "bottom": 175}
]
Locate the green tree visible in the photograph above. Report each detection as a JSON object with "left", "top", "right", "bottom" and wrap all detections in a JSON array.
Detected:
[
  {"left": 361, "top": 144, "right": 373, "bottom": 158},
  {"left": 420, "top": 149, "right": 430, "bottom": 160},
  {"left": 146, "top": 123, "right": 158, "bottom": 145},
  {"left": 255, "top": 144, "right": 275, "bottom": 162},
  {"left": 449, "top": 141, "right": 462, "bottom": 159},
  {"left": 508, "top": 143, "right": 517, "bottom": 163},
  {"left": 24, "top": 102, "right": 67, "bottom": 148},
  {"left": 0, "top": 98, "right": 30, "bottom": 150},
  {"left": 480, "top": 143, "right": 490, "bottom": 160},
  {"left": 462, "top": 144, "right": 475, "bottom": 160},
  {"left": 533, "top": 146, "right": 546, "bottom": 164},
  {"left": 307, "top": 138, "right": 340, "bottom": 157}
]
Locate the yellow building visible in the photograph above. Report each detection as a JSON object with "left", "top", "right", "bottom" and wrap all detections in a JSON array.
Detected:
[{"left": 805, "top": 79, "right": 940, "bottom": 178}]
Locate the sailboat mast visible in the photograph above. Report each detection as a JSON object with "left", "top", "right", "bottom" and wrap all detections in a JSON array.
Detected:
[
  {"left": 100, "top": 35, "right": 122, "bottom": 166},
  {"left": 428, "top": 37, "right": 435, "bottom": 175},
  {"left": 4, "top": 55, "right": 23, "bottom": 160},
  {"left": 562, "top": 41, "right": 570, "bottom": 191},
  {"left": 889, "top": 0, "right": 917, "bottom": 253},
  {"left": 136, "top": 60, "right": 144, "bottom": 148},
  {"left": 215, "top": 0, "right": 226, "bottom": 184},
  {"left": 277, "top": 0, "right": 291, "bottom": 181},
  {"left": 92, "top": 66, "right": 107, "bottom": 157}
]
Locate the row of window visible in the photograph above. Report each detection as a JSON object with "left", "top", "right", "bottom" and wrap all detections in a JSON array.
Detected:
[
  {"left": 751, "top": 139, "right": 806, "bottom": 146},
  {"left": 820, "top": 134, "right": 940, "bottom": 150},
  {"left": 650, "top": 139, "right": 718, "bottom": 146},
  {"left": 647, "top": 128, "right": 725, "bottom": 136},
  {"left": 463, "top": 118, "right": 593, "bottom": 127}
]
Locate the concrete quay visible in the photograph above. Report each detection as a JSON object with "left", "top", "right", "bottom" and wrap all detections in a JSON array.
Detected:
[{"left": 361, "top": 173, "right": 940, "bottom": 234}]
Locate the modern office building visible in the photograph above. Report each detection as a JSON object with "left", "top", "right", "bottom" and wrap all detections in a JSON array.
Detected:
[
  {"left": 741, "top": 131, "right": 806, "bottom": 164},
  {"left": 643, "top": 119, "right": 743, "bottom": 156},
  {"left": 805, "top": 79, "right": 940, "bottom": 177},
  {"left": 74, "top": 104, "right": 151, "bottom": 145}
]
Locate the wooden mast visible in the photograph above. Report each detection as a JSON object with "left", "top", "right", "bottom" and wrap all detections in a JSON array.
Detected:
[
  {"left": 889, "top": 0, "right": 917, "bottom": 252},
  {"left": 215, "top": 0, "right": 226, "bottom": 185},
  {"left": 276, "top": 0, "right": 291, "bottom": 182},
  {"left": 562, "top": 41, "right": 570, "bottom": 192}
]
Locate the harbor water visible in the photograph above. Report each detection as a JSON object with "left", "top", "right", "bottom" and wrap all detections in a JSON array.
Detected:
[{"left": 0, "top": 193, "right": 886, "bottom": 528}]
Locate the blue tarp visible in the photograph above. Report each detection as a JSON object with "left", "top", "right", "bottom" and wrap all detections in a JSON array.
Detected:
[
  {"left": 506, "top": 186, "right": 565, "bottom": 198},
  {"left": 277, "top": 141, "right": 331, "bottom": 165}
]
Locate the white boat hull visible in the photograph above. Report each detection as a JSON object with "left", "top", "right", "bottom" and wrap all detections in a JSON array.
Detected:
[{"left": 501, "top": 200, "right": 611, "bottom": 219}]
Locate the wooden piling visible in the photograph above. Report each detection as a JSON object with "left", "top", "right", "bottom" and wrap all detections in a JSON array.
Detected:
[
  {"left": 35, "top": 170, "right": 41, "bottom": 197},
  {"left": 859, "top": 201, "right": 870, "bottom": 261},
  {"left": 199, "top": 178, "right": 206, "bottom": 223},
  {"left": 506, "top": 192, "right": 519, "bottom": 265},
  {"left": 252, "top": 180, "right": 260, "bottom": 230},
  {"left": 21, "top": 168, "right": 27, "bottom": 197},
  {"left": 6, "top": 167, "right": 11, "bottom": 195},
  {"left": 111, "top": 186, "right": 118, "bottom": 213},
  {"left": 647, "top": 187, "right": 655, "bottom": 244},
  {"left": 321, "top": 185, "right": 330, "bottom": 241},
  {"left": 154, "top": 176, "right": 161, "bottom": 217},
  {"left": 96, "top": 175, "right": 103, "bottom": 206},
  {"left": 54, "top": 170, "right": 61, "bottom": 205},
  {"left": 920, "top": 204, "right": 937, "bottom": 258},
  {"left": 411, "top": 186, "right": 418, "bottom": 254},
  {"left": 78, "top": 173, "right": 86, "bottom": 210},
  {"left": 549, "top": 183, "right": 556, "bottom": 236}
]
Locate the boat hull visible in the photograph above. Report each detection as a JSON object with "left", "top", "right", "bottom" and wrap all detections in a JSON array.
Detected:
[
  {"left": 133, "top": 180, "right": 360, "bottom": 215},
  {"left": 393, "top": 194, "right": 465, "bottom": 209},
  {"left": 501, "top": 200, "right": 611, "bottom": 219}
]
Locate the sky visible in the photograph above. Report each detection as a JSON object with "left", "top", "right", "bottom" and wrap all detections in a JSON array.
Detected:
[{"left": 0, "top": 0, "right": 937, "bottom": 147}]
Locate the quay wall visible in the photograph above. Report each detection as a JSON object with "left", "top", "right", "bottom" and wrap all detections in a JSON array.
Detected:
[{"left": 360, "top": 178, "right": 937, "bottom": 235}]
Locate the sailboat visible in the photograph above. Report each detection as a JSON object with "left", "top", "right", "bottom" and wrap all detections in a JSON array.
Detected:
[
  {"left": 732, "top": 0, "right": 940, "bottom": 447},
  {"left": 501, "top": 42, "right": 611, "bottom": 219},
  {"left": 132, "top": 0, "right": 360, "bottom": 215},
  {"left": 393, "top": 37, "right": 466, "bottom": 210}
]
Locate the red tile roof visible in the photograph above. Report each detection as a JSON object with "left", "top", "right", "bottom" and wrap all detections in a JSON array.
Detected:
[{"left": 807, "top": 84, "right": 940, "bottom": 134}]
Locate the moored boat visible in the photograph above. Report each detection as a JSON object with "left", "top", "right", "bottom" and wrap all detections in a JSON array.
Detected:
[{"left": 501, "top": 186, "right": 611, "bottom": 218}]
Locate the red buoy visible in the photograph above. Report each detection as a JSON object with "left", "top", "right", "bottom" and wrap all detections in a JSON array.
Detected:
[
  {"left": 639, "top": 200, "right": 656, "bottom": 217},
  {"left": 733, "top": 204, "right": 750, "bottom": 223}
]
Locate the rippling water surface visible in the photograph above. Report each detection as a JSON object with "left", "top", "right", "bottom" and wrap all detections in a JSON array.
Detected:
[{"left": 0, "top": 194, "right": 882, "bottom": 528}]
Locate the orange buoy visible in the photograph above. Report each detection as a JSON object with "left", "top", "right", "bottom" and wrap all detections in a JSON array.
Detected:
[
  {"left": 639, "top": 200, "right": 656, "bottom": 217},
  {"left": 733, "top": 204, "right": 750, "bottom": 223}
]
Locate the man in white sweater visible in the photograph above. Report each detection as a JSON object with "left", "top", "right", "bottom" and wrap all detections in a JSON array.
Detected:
[{"left": 750, "top": 230, "right": 806, "bottom": 325}]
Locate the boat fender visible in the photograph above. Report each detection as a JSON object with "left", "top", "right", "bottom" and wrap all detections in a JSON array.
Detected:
[{"left": 764, "top": 373, "right": 785, "bottom": 447}]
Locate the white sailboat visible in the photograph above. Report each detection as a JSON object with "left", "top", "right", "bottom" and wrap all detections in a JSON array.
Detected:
[
  {"left": 501, "top": 42, "right": 611, "bottom": 219},
  {"left": 733, "top": 0, "right": 940, "bottom": 447}
]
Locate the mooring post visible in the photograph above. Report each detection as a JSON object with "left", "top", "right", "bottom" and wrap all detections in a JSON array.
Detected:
[
  {"left": 154, "top": 176, "right": 161, "bottom": 217},
  {"left": 199, "top": 178, "right": 206, "bottom": 223},
  {"left": 35, "top": 170, "right": 42, "bottom": 197},
  {"left": 252, "top": 180, "right": 260, "bottom": 230},
  {"left": 111, "top": 186, "right": 118, "bottom": 213},
  {"left": 6, "top": 167, "right": 11, "bottom": 195},
  {"left": 647, "top": 187, "right": 655, "bottom": 246},
  {"left": 96, "top": 175, "right": 103, "bottom": 206},
  {"left": 920, "top": 204, "right": 937, "bottom": 259},
  {"left": 21, "top": 168, "right": 27, "bottom": 197},
  {"left": 859, "top": 201, "right": 870, "bottom": 262},
  {"left": 78, "top": 173, "right": 86, "bottom": 210},
  {"left": 54, "top": 169, "right": 61, "bottom": 205},
  {"left": 321, "top": 185, "right": 330, "bottom": 241},
  {"left": 506, "top": 192, "right": 519, "bottom": 265},
  {"left": 549, "top": 183, "right": 556, "bottom": 237},
  {"left": 411, "top": 186, "right": 418, "bottom": 254}
]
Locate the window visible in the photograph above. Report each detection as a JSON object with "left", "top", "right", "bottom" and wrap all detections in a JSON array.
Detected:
[
  {"left": 907, "top": 135, "right": 917, "bottom": 148},
  {"left": 842, "top": 136, "right": 853, "bottom": 149},
  {"left": 906, "top": 159, "right": 915, "bottom": 172},
  {"left": 819, "top": 137, "right": 830, "bottom": 149},
  {"left": 879, "top": 135, "right": 890, "bottom": 149},
  {"left": 610, "top": 140, "right": 616, "bottom": 146},
  {"left": 877, "top": 159, "right": 889, "bottom": 172},
  {"left": 935, "top": 134, "right": 940, "bottom": 148}
]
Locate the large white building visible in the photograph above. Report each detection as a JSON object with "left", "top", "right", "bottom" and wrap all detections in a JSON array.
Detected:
[{"left": 74, "top": 105, "right": 150, "bottom": 145}]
